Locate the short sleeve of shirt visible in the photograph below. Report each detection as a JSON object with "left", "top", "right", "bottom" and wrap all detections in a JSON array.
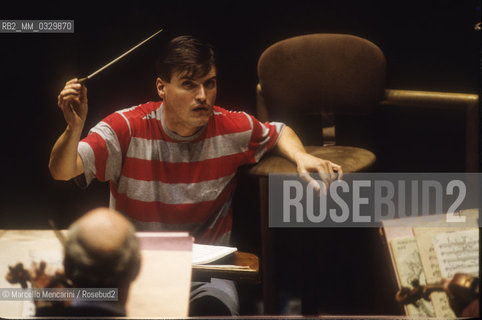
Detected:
[
  {"left": 245, "top": 113, "right": 285, "bottom": 164},
  {"left": 77, "top": 112, "right": 131, "bottom": 186}
]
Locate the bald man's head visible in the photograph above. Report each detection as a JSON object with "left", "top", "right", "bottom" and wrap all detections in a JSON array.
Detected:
[
  {"left": 63, "top": 207, "right": 140, "bottom": 290},
  {"left": 74, "top": 207, "right": 133, "bottom": 254}
]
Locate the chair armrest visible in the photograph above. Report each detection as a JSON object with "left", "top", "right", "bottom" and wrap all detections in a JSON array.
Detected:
[
  {"left": 382, "top": 89, "right": 478, "bottom": 109},
  {"left": 379, "top": 89, "right": 479, "bottom": 172}
]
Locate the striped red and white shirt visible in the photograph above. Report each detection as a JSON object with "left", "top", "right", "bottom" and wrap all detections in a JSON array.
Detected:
[{"left": 78, "top": 101, "right": 284, "bottom": 245}]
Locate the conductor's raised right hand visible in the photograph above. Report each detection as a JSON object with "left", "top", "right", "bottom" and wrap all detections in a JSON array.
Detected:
[{"left": 57, "top": 78, "right": 88, "bottom": 130}]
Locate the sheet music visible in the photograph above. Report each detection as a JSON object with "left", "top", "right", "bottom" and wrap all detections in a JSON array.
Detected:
[
  {"left": 413, "top": 227, "right": 459, "bottom": 318},
  {"left": 411, "top": 211, "right": 478, "bottom": 318},
  {"left": 432, "top": 229, "right": 479, "bottom": 279},
  {"left": 390, "top": 237, "right": 435, "bottom": 317},
  {"left": 383, "top": 211, "right": 478, "bottom": 318}
]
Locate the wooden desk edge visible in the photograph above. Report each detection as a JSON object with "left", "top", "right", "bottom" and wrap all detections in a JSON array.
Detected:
[{"left": 191, "top": 251, "right": 260, "bottom": 283}]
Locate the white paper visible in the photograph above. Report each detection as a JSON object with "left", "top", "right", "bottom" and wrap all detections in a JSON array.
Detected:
[
  {"left": 390, "top": 237, "right": 435, "bottom": 317},
  {"left": 192, "top": 244, "right": 237, "bottom": 265},
  {"left": 432, "top": 229, "right": 479, "bottom": 279}
]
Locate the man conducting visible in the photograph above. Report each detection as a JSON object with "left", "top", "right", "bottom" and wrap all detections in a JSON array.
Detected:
[{"left": 49, "top": 35, "right": 342, "bottom": 315}]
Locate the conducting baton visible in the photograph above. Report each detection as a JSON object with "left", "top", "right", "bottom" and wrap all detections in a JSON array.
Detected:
[{"left": 78, "top": 28, "right": 164, "bottom": 84}]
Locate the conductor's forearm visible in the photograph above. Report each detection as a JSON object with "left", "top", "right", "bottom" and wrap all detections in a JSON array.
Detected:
[
  {"left": 49, "top": 125, "right": 84, "bottom": 181},
  {"left": 275, "top": 125, "right": 307, "bottom": 165}
]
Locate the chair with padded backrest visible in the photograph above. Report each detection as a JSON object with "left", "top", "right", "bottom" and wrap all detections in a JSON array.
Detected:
[{"left": 248, "top": 33, "right": 386, "bottom": 314}]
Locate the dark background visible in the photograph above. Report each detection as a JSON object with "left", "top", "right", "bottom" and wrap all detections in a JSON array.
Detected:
[{"left": 0, "top": 0, "right": 480, "bottom": 315}]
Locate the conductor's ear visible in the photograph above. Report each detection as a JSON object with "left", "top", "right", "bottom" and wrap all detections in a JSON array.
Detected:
[{"left": 156, "top": 77, "right": 167, "bottom": 100}]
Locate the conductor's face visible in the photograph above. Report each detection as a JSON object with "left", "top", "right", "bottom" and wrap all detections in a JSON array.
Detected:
[{"left": 157, "top": 66, "right": 217, "bottom": 137}]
